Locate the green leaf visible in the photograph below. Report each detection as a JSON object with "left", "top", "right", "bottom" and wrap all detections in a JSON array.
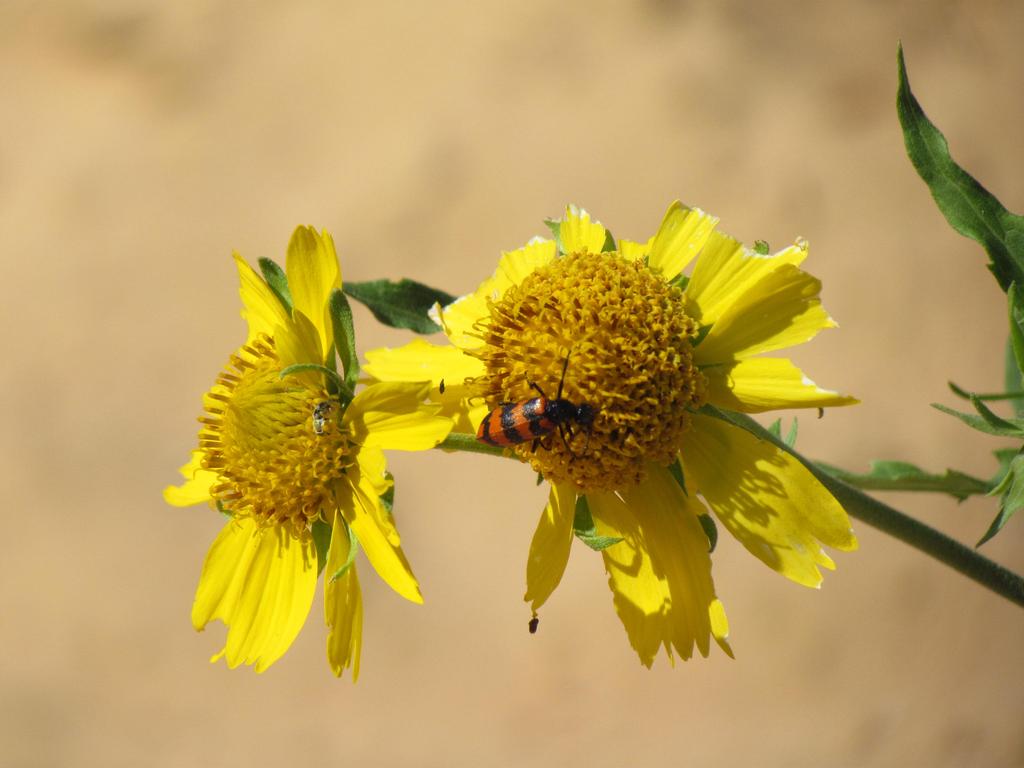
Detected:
[
  {"left": 753, "top": 240, "right": 770, "bottom": 256},
  {"left": 258, "top": 257, "right": 293, "bottom": 311},
  {"left": 698, "top": 513, "right": 718, "bottom": 553},
  {"left": 311, "top": 518, "right": 332, "bottom": 576},
  {"left": 767, "top": 418, "right": 782, "bottom": 439},
  {"left": 897, "top": 44, "right": 1024, "bottom": 293},
  {"left": 816, "top": 459, "right": 992, "bottom": 501},
  {"left": 980, "top": 453, "right": 1024, "bottom": 545},
  {"left": 601, "top": 228, "right": 617, "bottom": 253},
  {"left": 1007, "top": 336, "right": 1024, "bottom": 417},
  {"left": 970, "top": 394, "right": 1024, "bottom": 433},
  {"left": 767, "top": 418, "right": 797, "bottom": 446},
  {"left": 931, "top": 402, "right": 1024, "bottom": 438},
  {"left": 342, "top": 279, "right": 456, "bottom": 335},
  {"left": 572, "top": 496, "right": 622, "bottom": 552},
  {"left": 329, "top": 289, "right": 359, "bottom": 397},
  {"left": 785, "top": 418, "right": 798, "bottom": 447}
]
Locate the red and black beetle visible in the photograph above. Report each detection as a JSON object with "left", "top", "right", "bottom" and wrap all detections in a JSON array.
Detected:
[{"left": 476, "top": 352, "right": 595, "bottom": 457}]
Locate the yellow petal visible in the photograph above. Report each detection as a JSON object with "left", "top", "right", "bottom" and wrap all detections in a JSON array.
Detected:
[
  {"left": 619, "top": 237, "right": 653, "bottom": 262},
  {"left": 647, "top": 201, "right": 718, "bottom": 281},
  {"left": 560, "top": 205, "right": 607, "bottom": 254},
  {"left": 192, "top": 518, "right": 318, "bottom": 673},
  {"left": 163, "top": 451, "right": 217, "bottom": 506},
  {"left": 524, "top": 482, "right": 577, "bottom": 612},
  {"left": 286, "top": 226, "right": 341, "bottom": 360},
  {"left": 234, "top": 253, "right": 290, "bottom": 344},
  {"left": 364, "top": 339, "right": 487, "bottom": 433},
  {"left": 437, "top": 238, "right": 557, "bottom": 349},
  {"left": 325, "top": 510, "right": 363, "bottom": 680},
  {"left": 274, "top": 310, "right": 324, "bottom": 374},
  {"left": 364, "top": 339, "right": 486, "bottom": 386},
  {"left": 703, "top": 357, "right": 859, "bottom": 413},
  {"left": 686, "top": 235, "right": 808, "bottom": 327},
  {"left": 681, "top": 414, "right": 857, "bottom": 588},
  {"left": 344, "top": 381, "right": 452, "bottom": 451},
  {"left": 335, "top": 474, "right": 423, "bottom": 604},
  {"left": 588, "top": 467, "right": 732, "bottom": 667},
  {"left": 694, "top": 263, "right": 837, "bottom": 363}
]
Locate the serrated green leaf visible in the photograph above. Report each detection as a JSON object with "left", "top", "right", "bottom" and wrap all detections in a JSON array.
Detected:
[
  {"left": 897, "top": 44, "right": 1024, "bottom": 293},
  {"left": 573, "top": 496, "right": 623, "bottom": 551},
  {"left": 342, "top": 279, "right": 455, "bottom": 335},
  {"left": 816, "top": 459, "right": 992, "bottom": 501},
  {"left": 329, "top": 289, "right": 359, "bottom": 397},
  {"left": 931, "top": 402, "right": 1024, "bottom": 438},
  {"left": 258, "top": 257, "right": 293, "bottom": 311},
  {"left": 979, "top": 454, "right": 1024, "bottom": 545},
  {"left": 992, "top": 448, "right": 1019, "bottom": 485},
  {"left": 698, "top": 513, "right": 718, "bottom": 553},
  {"left": 311, "top": 518, "right": 332, "bottom": 576},
  {"left": 601, "top": 228, "right": 617, "bottom": 253}
]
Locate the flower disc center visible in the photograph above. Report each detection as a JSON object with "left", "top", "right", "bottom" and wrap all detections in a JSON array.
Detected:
[
  {"left": 476, "top": 251, "right": 705, "bottom": 491},
  {"left": 199, "top": 336, "right": 352, "bottom": 530}
]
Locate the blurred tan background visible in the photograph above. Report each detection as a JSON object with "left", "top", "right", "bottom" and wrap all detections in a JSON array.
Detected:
[{"left": 3, "top": 1, "right": 1023, "bottom": 766}]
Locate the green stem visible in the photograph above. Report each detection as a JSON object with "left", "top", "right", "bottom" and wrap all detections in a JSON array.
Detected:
[
  {"left": 437, "top": 432, "right": 508, "bottom": 458},
  {"left": 718, "top": 409, "right": 1024, "bottom": 609}
]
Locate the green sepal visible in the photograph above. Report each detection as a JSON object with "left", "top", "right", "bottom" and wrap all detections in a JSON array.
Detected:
[
  {"left": 768, "top": 417, "right": 799, "bottom": 447},
  {"left": 931, "top": 401, "right": 1024, "bottom": 438},
  {"left": 544, "top": 219, "right": 564, "bottom": 254},
  {"left": 698, "top": 514, "right": 718, "bottom": 553},
  {"left": 753, "top": 240, "right": 770, "bottom": 256},
  {"left": 258, "top": 257, "right": 293, "bottom": 311},
  {"left": 690, "top": 322, "right": 711, "bottom": 346},
  {"left": 311, "top": 517, "right": 332, "bottom": 576},
  {"left": 980, "top": 452, "right": 1024, "bottom": 545},
  {"left": 897, "top": 44, "right": 1024, "bottom": 293},
  {"left": 329, "top": 519, "right": 361, "bottom": 583},
  {"left": 380, "top": 471, "right": 395, "bottom": 514},
  {"left": 535, "top": 471, "right": 544, "bottom": 487},
  {"left": 816, "top": 459, "right": 991, "bottom": 501},
  {"left": 342, "top": 279, "right": 456, "bottom": 335},
  {"left": 601, "top": 228, "right": 617, "bottom": 253},
  {"left": 572, "top": 496, "right": 622, "bottom": 552},
  {"left": 279, "top": 362, "right": 347, "bottom": 392},
  {"left": 329, "top": 289, "right": 360, "bottom": 398},
  {"left": 667, "top": 457, "right": 687, "bottom": 495}
]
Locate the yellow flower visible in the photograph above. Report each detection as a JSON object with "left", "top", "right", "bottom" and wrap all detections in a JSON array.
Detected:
[
  {"left": 164, "top": 227, "right": 451, "bottom": 678},
  {"left": 365, "top": 203, "right": 858, "bottom": 666}
]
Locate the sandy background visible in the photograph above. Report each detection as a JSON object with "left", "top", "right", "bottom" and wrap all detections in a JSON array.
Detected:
[{"left": 2, "top": 1, "right": 1023, "bottom": 766}]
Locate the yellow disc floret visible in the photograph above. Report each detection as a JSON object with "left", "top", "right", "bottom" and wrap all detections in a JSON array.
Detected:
[
  {"left": 475, "top": 251, "right": 705, "bottom": 491},
  {"left": 198, "top": 334, "right": 353, "bottom": 531}
]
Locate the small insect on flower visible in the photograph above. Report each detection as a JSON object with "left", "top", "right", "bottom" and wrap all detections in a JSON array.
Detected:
[
  {"left": 439, "top": 378, "right": 445, "bottom": 395},
  {"left": 528, "top": 615, "right": 540, "bottom": 634},
  {"left": 312, "top": 400, "right": 335, "bottom": 435},
  {"left": 476, "top": 351, "right": 595, "bottom": 457}
]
